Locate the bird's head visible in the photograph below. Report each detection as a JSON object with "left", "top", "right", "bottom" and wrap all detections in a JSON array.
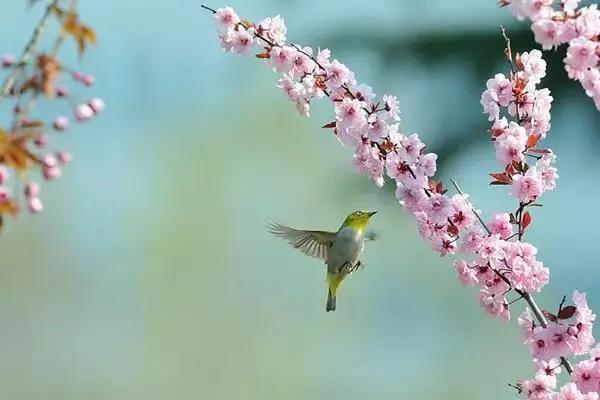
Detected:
[{"left": 341, "top": 210, "right": 377, "bottom": 232}]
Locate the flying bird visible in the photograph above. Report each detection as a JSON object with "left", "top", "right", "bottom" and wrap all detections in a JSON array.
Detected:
[{"left": 268, "top": 210, "right": 378, "bottom": 312}]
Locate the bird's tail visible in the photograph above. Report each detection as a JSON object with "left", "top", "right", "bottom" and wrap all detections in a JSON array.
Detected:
[
  {"left": 326, "top": 273, "right": 344, "bottom": 312},
  {"left": 326, "top": 289, "right": 336, "bottom": 312}
]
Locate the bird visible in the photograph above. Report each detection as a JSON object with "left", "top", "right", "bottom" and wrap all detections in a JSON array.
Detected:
[{"left": 268, "top": 210, "right": 378, "bottom": 312}]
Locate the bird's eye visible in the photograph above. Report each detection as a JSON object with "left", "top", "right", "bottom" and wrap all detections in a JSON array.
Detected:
[{"left": 356, "top": 211, "right": 362, "bottom": 215}]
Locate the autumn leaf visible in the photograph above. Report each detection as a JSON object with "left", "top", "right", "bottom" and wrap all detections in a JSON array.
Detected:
[
  {"left": 522, "top": 211, "right": 532, "bottom": 230},
  {"left": 61, "top": 11, "right": 96, "bottom": 56},
  {"left": 527, "top": 134, "right": 540, "bottom": 148},
  {"left": 0, "top": 130, "right": 39, "bottom": 172},
  {"left": 557, "top": 305, "right": 577, "bottom": 320}
]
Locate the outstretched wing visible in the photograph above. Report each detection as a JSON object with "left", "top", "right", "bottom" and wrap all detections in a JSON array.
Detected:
[
  {"left": 267, "top": 221, "right": 336, "bottom": 261},
  {"left": 365, "top": 231, "right": 379, "bottom": 241}
]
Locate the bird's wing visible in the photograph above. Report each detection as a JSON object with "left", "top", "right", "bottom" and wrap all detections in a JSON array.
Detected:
[
  {"left": 267, "top": 221, "right": 336, "bottom": 261},
  {"left": 364, "top": 231, "right": 379, "bottom": 241}
]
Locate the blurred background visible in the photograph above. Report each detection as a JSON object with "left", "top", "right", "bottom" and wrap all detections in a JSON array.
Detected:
[{"left": 0, "top": 0, "right": 599, "bottom": 399}]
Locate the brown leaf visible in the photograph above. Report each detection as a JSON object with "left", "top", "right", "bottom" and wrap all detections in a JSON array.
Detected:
[
  {"left": 490, "top": 181, "right": 511, "bottom": 186},
  {"left": 62, "top": 12, "right": 96, "bottom": 56},
  {"left": 557, "top": 305, "right": 577, "bottom": 320},
  {"left": 436, "top": 181, "right": 444, "bottom": 194},
  {"left": 490, "top": 172, "right": 510, "bottom": 183},
  {"left": 0, "top": 129, "right": 39, "bottom": 171},
  {"left": 447, "top": 224, "right": 459, "bottom": 236},
  {"left": 322, "top": 121, "right": 336, "bottom": 129}
]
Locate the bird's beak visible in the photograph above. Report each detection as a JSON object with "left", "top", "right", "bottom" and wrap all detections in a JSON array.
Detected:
[{"left": 367, "top": 211, "right": 378, "bottom": 218}]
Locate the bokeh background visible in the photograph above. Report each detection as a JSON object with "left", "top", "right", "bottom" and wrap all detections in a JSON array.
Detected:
[{"left": 1, "top": 1, "right": 599, "bottom": 399}]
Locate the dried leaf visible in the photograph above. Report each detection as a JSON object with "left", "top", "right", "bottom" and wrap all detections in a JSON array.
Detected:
[
  {"left": 0, "top": 130, "right": 38, "bottom": 171},
  {"left": 447, "top": 224, "right": 459, "bottom": 236},
  {"left": 62, "top": 12, "right": 96, "bottom": 56},
  {"left": 557, "top": 305, "right": 577, "bottom": 320},
  {"left": 490, "top": 172, "right": 510, "bottom": 183}
]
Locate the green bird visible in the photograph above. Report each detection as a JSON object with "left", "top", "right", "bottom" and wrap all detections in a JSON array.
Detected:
[{"left": 268, "top": 210, "right": 378, "bottom": 312}]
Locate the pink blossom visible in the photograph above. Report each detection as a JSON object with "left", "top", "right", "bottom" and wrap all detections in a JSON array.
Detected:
[
  {"left": 34, "top": 134, "right": 47, "bottom": 148},
  {"left": 74, "top": 103, "right": 94, "bottom": 122},
  {"left": 0, "top": 186, "right": 11, "bottom": 203},
  {"left": 25, "top": 182, "right": 40, "bottom": 198},
  {"left": 563, "top": 0, "right": 581, "bottom": 14},
  {"left": 521, "top": 49, "right": 547, "bottom": 85},
  {"left": 573, "top": 359, "right": 600, "bottom": 394},
  {"left": 88, "top": 98, "right": 105, "bottom": 114},
  {"left": 460, "top": 226, "right": 485, "bottom": 254},
  {"left": 53, "top": 116, "right": 69, "bottom": 131},
  {"left": 325, "top": 60, "right": 352, "bottom": 90},
  {"left": 431, "top": 233, "right": 457, "bottom": 256},
  {"left": 426, "top": 193, "right": 454, "bottom": 224},
  {"left": 397, "top": 134, "right": 425, "bottom": 164},
  {"left": 27, "top": 197, "right": 43, "bottom": 213},
  {"left": 382, "top": 95, "right": 401, "bottom": 121},
  {"left": 353, "top": 141, "right": 384, "bottom": 187},
  {"left": 0, "top": 166, "right": 9, "bottom": 185},
  {"left": 57, "top": 151, "right": 73, "bottom": 164},
  {"left": 487, "top": 73, "right": 513, "bottom": 106},
  {"left": 481, "top": 89, "right": 501, "bottom": 121},
  {"left": 488, "top": 213, "right": 513, "bottom": 239},
  {"left": 257, "top": 15, "right": 287, "bottom": 45},
  {"left": 269, "top": 46, "right": 295, "bottom": 73},
  {"left": 454, "top": 260, "right": 479, "bottom": 286},
  {"left": 577, "top": 5, "right": 600, "bottom": 40},
  {"left": 81, "top": 74, "right": 95, "bottom": 87},
  {"left": 479, "top": 289, "right": 510, "bottom": 321},
  {"left": 55, "top": 85, "right": 69, "bottom": 97},
  {"left": 532, "top": 19, "right": 562, "bottom": 50},
  {"left": 496, "top": 133, "right": 526, "bottom": 165},
  {"left": 416, "top": 153, "right": 437, "bottom": 177},
  {"left": 43, "top": 166, "right": 61, "bottom": 181},
  {"left": 215, "top": 6, "right": 240, "bottom": 31},
  {"left": 231, "top": 29, "right": 254, "bottom": 54},
  {"left": 395, "top": 182, "right": 428, "bottom": 213},
  {"left": 511, "top": 167, "right": 544, "bottom": 203},
  {"left": 564, "top": 38, "right": 599, "bottom": 81},
  {"left": 1, "top": 53, "right": 15, "bottom": 68}
]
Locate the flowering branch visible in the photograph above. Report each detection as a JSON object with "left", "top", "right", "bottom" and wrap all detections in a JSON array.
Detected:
[
  {"left": 499, "top": 0, "right": 600, "bottom": 111},
  {"left": 203, "top": 5, "right": 598, "bottom": 398},
  {"left": 0, "top": 1, "right": 104, "bottom": 233}
]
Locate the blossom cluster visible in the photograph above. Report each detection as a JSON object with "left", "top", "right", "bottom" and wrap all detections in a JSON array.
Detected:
[
  {"left": 500, "top": 0, "right": 600, "bottom": 110},
  {"left": 517, "top": 291, "right": 599, "bottom": 399},
  {"left": 207, "top": 5, "right": 598, "bottom": 398},
  {"left": 0, "top": 2, "right": 103, "bottom": 231}
]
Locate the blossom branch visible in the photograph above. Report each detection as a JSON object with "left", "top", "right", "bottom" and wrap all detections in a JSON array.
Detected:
[
  {"left": 499, "top": 0, "right": 600, "bottom": 111},
  {"left": 203, "top": 5, "right": 597, "bottom": 398},
  {"left": 0, "top": 1, "right": 104, "bottom": 232},
  {"left": 0, "top": 0, "right": 60, "bottom": 98}
]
